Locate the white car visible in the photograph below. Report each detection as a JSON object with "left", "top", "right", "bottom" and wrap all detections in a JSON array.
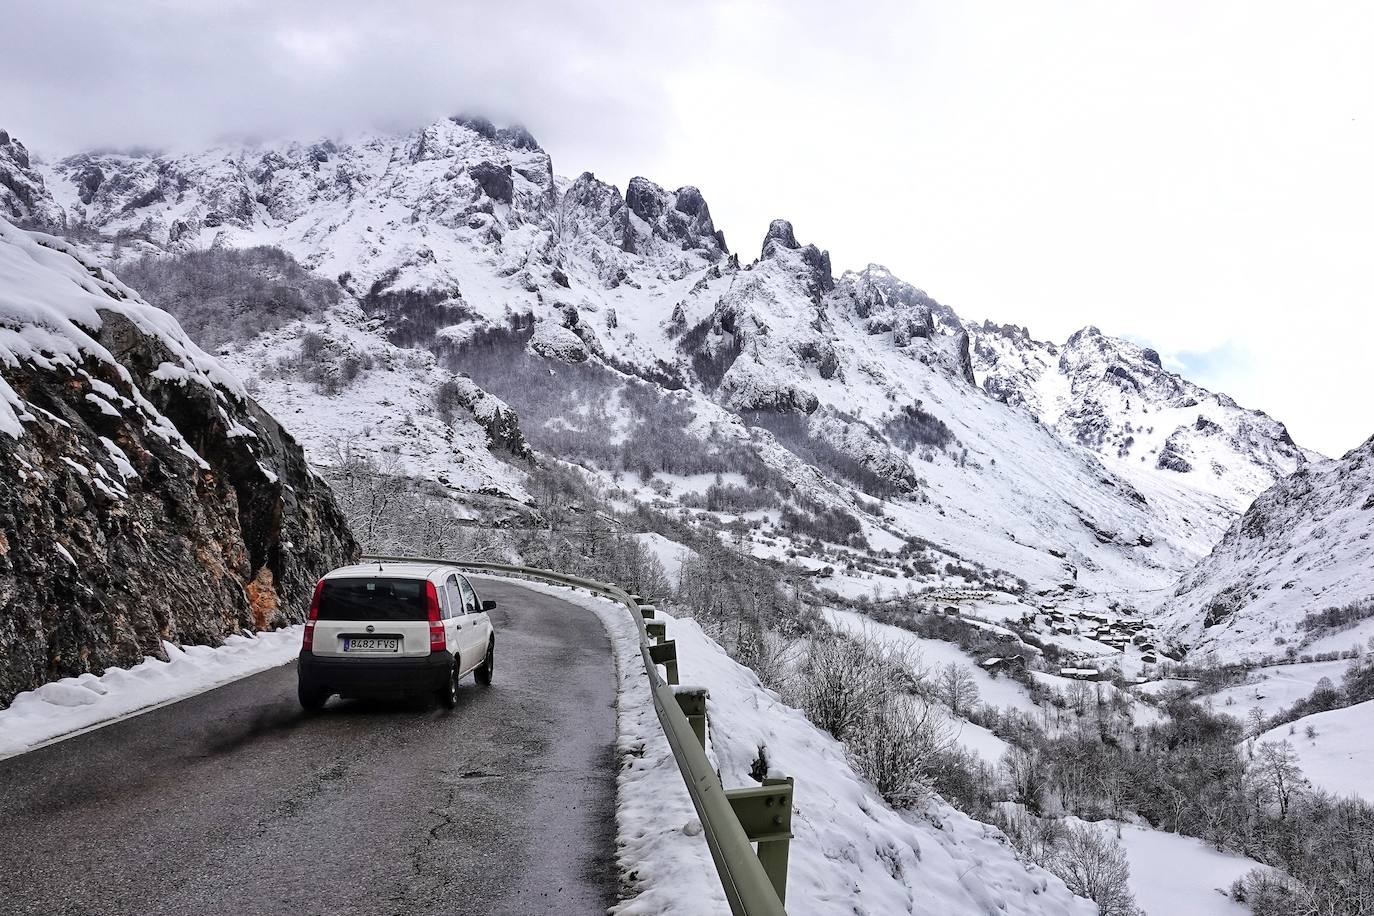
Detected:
[{"left": 297, "top": 562, "right": 496, "bottom": 710}]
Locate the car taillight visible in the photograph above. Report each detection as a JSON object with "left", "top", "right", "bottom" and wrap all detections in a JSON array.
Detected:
[
  {"left": 302, "top": 580, "right": 324, "bottom": 652},
  {"left": 426, "top": 581, "right": 446, "bottom": 652}
]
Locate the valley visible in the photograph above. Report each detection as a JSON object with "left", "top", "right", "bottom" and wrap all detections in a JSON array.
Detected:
[{"left": 1, "top": 114, "right": 1371, "bottom": 915}]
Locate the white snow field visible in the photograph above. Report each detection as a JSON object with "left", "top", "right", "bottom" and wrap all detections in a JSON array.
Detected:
[
  {"left": 1254, "top": 700, "right": 1374, "bottom": 803},
  {"left": 0, "top": 626, "right": 304, "bottom": 759},
  {"left": 496, "top": 577, "right": 1095, "bottom": 915},
  {"left": 824, "top": 607, "right": 1039, "bottom": 715},
  {"left": 1108, "top": 821, "right": 1261, "bottom": 916},
  {"left": 1202, "top": 658, "right": 1355, "bottom": 721}
]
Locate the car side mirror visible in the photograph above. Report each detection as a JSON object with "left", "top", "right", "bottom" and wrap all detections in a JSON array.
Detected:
[{"left": 481, "top": 599, "right": 497, "bottom": 612}]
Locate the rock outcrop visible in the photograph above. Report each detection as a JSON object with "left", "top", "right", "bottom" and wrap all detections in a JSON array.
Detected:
[
  {"left": 0, "top": 219, "right": 357, "bottom": 705},
  {"left": 0, "top": 131, "right": 64, "bottom": 229}
]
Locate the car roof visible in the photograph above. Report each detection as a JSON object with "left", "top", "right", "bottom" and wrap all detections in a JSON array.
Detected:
[{"left": 323, "top": 562, "right": 462, "bottom": 581}]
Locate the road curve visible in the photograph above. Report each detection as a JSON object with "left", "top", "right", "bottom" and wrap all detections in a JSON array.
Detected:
[{"left": 0, "top": 578, "right": 618, "bottom": 916}]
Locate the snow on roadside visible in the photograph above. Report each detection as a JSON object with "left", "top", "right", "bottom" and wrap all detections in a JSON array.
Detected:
[
  {"left": 484, "top": 576, "right": 1093, "bottom": 915},
  {"left": 470, "top": 575, "right": 726, "bottom": 914},
  {"left": 0, "top": 626, "right": 303, "bottom": 759}
]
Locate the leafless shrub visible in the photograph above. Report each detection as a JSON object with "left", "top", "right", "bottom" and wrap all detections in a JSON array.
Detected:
[
  {"left": 1229, "top": 869, "right": 1313, "bottom": 916},
  {"left": 1038, "top": 824, "right": 1142, "bottom": 916},
  {"left": 847, "top": 693, "right": 952, "bottom": 808}
]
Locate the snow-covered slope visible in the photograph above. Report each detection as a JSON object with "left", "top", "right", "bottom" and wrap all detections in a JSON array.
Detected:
[
  {"left": 968, "top": 320, "right": 1315, "bottom": 514},
  {"left": 1203, "top": 659, "right": 1358, "bottom": 721},
  {"left": 0, "top": 118, "right": 1317, "bottom": 611},
  {"left": 1090, "top": 820, "right": 1261, "bottom": 916},
  {"left": 514, "top": 577, "right": 1096, "bottom": 916},
  {"left": 218, "top": 299, "right": 530, "bottom": 499},
  {"left": 1155, "top": 435, "right": 1374, "bottom": 662},
  {"left": 1254, "top": 700, "right": 1374, "bottom": 803}
]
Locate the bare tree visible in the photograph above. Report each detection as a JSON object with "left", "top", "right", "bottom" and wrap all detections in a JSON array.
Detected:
[
  {"left": 1003, "top": 747, "right": 1049, "bottom": 816},
  {"left": 937, "top": 662, "right": 980, "bottom": 717},
  {"left": 1252, "top": 741, "right": 1305, "bottom": 820},
  {"left": 322, "top": 437, "right": 410, "bottom": 550}
]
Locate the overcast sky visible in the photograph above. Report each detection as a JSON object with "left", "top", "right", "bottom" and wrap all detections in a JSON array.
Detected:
[{"left": 3, "top": 1, "right": 1371, "bottom": 456}]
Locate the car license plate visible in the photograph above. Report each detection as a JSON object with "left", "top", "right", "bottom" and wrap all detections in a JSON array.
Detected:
[{"left": 343, "top": 637, "right": 400, "bottom": 653}]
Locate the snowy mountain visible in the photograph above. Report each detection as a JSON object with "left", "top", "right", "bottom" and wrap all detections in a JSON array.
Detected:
[
  {"left": 1154, "top": 435, "right": 1374, "bottom": 662},
  {"left": 967, "top": 320, "right": 1315, "bottom": 513},
  {"left": 0, "top": 119, "right": 1315, "bottom": 610},
  {"left": 0, "top": 216, "right": 356, "bottom": 704}
]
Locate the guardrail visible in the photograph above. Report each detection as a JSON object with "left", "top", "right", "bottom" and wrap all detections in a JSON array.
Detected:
[{"left": 362, "top": 555, "right": 792, "bottom": 915}]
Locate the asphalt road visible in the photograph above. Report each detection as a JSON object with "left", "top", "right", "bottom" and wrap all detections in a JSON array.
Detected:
[{"left": 0, "top": 578, "right": 618, "bottom": 916}]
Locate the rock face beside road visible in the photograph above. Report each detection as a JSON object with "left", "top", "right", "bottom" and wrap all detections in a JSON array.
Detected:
[{"left": 0, "top": 219, "right": 356, "bottom": 705}]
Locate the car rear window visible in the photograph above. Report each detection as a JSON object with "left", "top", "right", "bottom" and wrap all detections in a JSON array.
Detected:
[{"left": 317, "top": 578, "right": 429, "bottom": 621}]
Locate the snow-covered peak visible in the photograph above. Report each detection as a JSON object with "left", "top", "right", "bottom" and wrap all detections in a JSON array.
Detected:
[
  {"left": 968, "top": 319, "right": 1314, "bottom": 512},
  {"left": 759, "top": 218, "right": 832, "bottom": 297},
  {"left": 841, "top": 264, "right": 965, "bottom": 335},
  {"left": 1, "top": 118, "right": 1327, "bottom": 612},
  {"left": 624, "top": 176, "right": 728, "bottom": 259}
]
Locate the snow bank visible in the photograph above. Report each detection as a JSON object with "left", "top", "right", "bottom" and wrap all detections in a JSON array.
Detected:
[
  {"left": 0, "top": 626, "right": 303, "bottom": 759},
  {"left": 488, "top": 577, "right": 1093, "bottom": 915}
]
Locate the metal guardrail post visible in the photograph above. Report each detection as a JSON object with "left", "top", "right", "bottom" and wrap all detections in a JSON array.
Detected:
[
  {"left": 672, "top": 686, "right": 709, "bottom": 749},
  {"left": 648, "top": 639, "right": 680, "bottom": 685},
  {"left": 361, "top": 554, "right": 790, "bottom": 916},
  {"left": 725, "top": 777, "right": 794, "bottom": 905},
  {"left": 645, "top": 620, "right": 667, "bottom": 643}
]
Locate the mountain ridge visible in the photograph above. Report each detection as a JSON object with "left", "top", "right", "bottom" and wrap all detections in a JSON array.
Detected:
[{"left": 0, "top": 116, "right": 1327, "bottom": 629}]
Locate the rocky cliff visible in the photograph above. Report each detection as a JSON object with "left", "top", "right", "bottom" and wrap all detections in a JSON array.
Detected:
[{"left": 0, "top": 218, "right": 357, "bottom": 705}]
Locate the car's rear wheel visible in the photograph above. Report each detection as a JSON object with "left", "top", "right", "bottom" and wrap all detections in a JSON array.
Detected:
[
  {"left": 299, "top": 682, "right": 329, "bottom": 713},
  {"left": 437, "top": 662, "right": 459, "bottom": 709},
  {"left": 475, "top": 640, "right": 494, "bottom": 686}
]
